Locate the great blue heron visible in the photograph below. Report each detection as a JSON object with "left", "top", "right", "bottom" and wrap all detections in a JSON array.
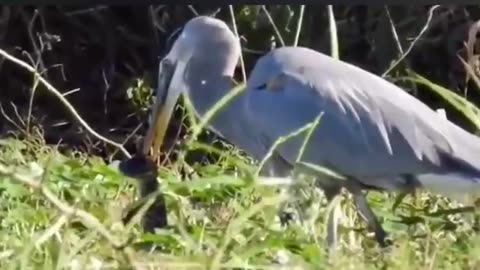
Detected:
[{"left": 142, "top": 16, "right": 480, "bottom": 247}]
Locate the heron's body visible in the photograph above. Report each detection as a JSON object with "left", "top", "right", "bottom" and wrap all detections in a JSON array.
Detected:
[
  {"left": 245, "top": 46, "right": 480, "bottom": 195},
  {"left": 144, "top": 16, "right": 480, "bottom": 247}
]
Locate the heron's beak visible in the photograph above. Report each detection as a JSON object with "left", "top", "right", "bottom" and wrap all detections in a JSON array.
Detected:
[{"left": 142, "top": 60, "right": 186, "bottom": 159}]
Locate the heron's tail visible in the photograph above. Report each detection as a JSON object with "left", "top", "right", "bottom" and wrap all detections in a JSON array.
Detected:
[{"left": 416, "top": 173, "right": 480, "bottom": 206}]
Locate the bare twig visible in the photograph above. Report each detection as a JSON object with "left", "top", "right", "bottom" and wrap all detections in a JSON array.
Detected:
[
  {"left": 459, "top": 56, "right": 480, "bottom": 92},
  {"left": 19, "top": 9, "right": 48, "bottom": 135},
  {"left": 101, "top": 68, "right": 109, "bottom": 116},
  {"left": 26, "top": 75, "right": 40, "bottom": 134},
  {"left": 293, "top": 5, "right": 305, "bottom": 47},
  {"left": 149, "top": 5, "right": 166, "bottom": 33},
  {"left": 62, "top": 88, "right": 81, "bottom": 97},
  {"left": 0, "top": 48, "right": 132, "bottom": 158},
  {"left": 382, "top": 5, "right": 440, "bottom": 77},
  {"left": 228, "top": 5, "right": 247, "bottom": 83},
  {"left": 108, "top": 121, "right": 143, "bottom": 162},
  {"left": 25, "top": 12, "right": 42, "bottom": 135},
  {"left": 385, "top": 6, "right": 404, "bottom": 55},
  {"left": 261, "top": 5, "right": 286, "bottom": 47},
  {"left": 64, "top": 6, "right": 109, "bottom": 16},
  {"left": 22, "top": 9, "right": 46, "bottom": 72},
  {"left": 0, "top": 102, "right": 25, "bottom": 133},
  {"left": 187, "top": 5, "right": 199, "bottom": 16},
  {"left": 10, "top": 102, "right": 26, "bottom": 128},
  {"left": 242, "top": 47, "right": 267, "bottom": 55},
  {"left": 466, "top": 20, "right": 480, "bottom": 73},
  {"left": 465, "top": 19, "right": 480, "bottom": 95},
  {"left": 384, "top": 6, "right": 418, "bottom": 95},
  {"left": 327, "top": 5, "right": 339, "bottom": 60}
]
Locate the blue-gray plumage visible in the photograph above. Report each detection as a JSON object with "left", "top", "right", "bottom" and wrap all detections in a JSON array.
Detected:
[
  {"left": 142, "top": 16, "right": 480, "bottom": 248},
  {"left": 245, "top": 47, "right": 480, "bottom": 194}
]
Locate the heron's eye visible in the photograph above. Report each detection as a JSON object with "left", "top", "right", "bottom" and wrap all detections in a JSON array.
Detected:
[
  {"left": 254, "top": 75, "right": 287, "bottom": 91},
  {"left": 255, "top": 83, "right": 267, "bottom": 90}
]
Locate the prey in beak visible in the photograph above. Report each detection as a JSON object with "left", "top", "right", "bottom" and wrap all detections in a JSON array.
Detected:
[{"left": 142, "top": 59, "right": 187, "bottom": 161}]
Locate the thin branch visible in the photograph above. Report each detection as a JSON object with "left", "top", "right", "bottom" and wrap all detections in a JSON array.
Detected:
[
  {"left": 327, "top": 5, "right": 339, "bottom": 60},
  {"left": 64, "top": 6, "right": 108, "bottom": 17},
  {"left": 382, "top": 5, "right": 439, "bottom": 77},
  {"left": 24, "top": 10, "right": 43, "bottom": 135},
  {"left": 149, "top": 5, "right": 166, "bottom": 33},
  {"left": 108, "top": 121, "right": 143, "bottom": 162},
  {"left": 0, "top": 48, "right": 132, "bottom": 158},
  {"left": 293, "top": 5, "right": 305, "bottom": 47},
  {"left": 228, "top": 5, "right": 247, "bottom": 83},
  {"left": 62, "top": 88, "right": 81, "bottom": 97},
  {"left": 261, "top": 5, "right": 285, "bottom": 47},
  {"left": 101, "top": 69, "right": 110, "bottom": 116},
  {"left": 459, "top": 56, "right": 480, "bottom": 93},
  {"left": 384, "top": 6, "right": 418, "bottom": 95},
  {"left": 187, "top": 5, "right": 199, "bottom": 16},
  {"left": 10, "top": 102, "right": 26, "bottom": 128},
  {"left": 384, "top": 6, "right": 404, "bottom": 55},
  {"left": 0, "top": 102, "right": 25, "bottom": 133},
  {"left": 464, "top": 19, "right": 480, "bottom": 96},
  {"left": 242, "top": 47, "right": 267, "bottom": 55}
]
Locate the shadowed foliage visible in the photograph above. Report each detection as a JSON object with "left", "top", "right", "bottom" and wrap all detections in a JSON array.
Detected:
[{"left": 1, "top": 5, "right": 480, "bottom": 158}]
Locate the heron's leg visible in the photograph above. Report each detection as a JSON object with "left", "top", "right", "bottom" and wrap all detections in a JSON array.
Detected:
[
  {"left": 278, "top": 186, "right": 298, "bottom": 226},
  {"left": 346, "top": 184, "right": 390, "bottom": 247},
  {"left": 322, "top": 185, "right": 342, "bottom": 249},
  {"left": 261, "top": 154, "right": 300, "bottom": 226},
  {"left": 313, "top": 179, "right": 343, "bottom": 248}
]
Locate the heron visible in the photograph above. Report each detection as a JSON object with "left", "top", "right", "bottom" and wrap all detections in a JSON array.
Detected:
[{"left": 142, "top": 16, "right": 480, "bottom": 248}]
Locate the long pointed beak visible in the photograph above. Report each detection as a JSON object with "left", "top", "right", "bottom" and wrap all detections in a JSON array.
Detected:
[{"left": 142, "top": 60, "right": 186, "bottom": 160}]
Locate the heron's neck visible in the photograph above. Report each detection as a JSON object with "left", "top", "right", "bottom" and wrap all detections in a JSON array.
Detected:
[
  {"left": 184, "top": 61, "right": 270, "bottom": 165},
  {"left": 185, "top": 68, "right": 245, "bottom": 137}
]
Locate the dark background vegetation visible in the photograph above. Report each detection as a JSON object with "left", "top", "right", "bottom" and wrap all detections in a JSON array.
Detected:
[{"left": 1, "top": 5, "right": 479, "bottom": 160}]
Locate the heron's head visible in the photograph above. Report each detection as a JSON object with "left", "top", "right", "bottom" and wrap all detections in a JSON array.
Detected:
[{"left": 142, "top": 16, "right": 240, "bottom": 159}]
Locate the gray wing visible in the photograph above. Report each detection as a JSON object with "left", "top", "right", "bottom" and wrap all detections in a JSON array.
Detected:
[{"left": 244, "top": 47, "right": 480, "bottom": 186}]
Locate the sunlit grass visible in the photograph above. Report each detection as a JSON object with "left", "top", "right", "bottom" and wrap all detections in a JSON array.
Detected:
[
  {"left": 2, "top": 61, "right": 480, "bottom": 269},
  {"left": 1, "top": 6, "right": 480, "bottom": 269},
  {"left": 1, "top": 122, "right": 480, "bottom": 270}
]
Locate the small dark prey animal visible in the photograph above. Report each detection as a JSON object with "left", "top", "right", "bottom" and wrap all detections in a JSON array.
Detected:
[{"left": 118, "top": 155, "right": 168, "bottom": 232}]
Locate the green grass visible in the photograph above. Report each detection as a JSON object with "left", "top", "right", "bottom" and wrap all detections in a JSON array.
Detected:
[
  {"left": 1, "top": 73, "right": 480, "bottom": 269},
  {"left": 2, "top": 9, "right": 480, "bottom": 266},
  {"left": 1, "top": 130, "right": 480, "bottom": 270},
  {"left": 2, "top": 54, "right": 480, "bottom": 269},
  {"left": 2, "top": 5, "right": 480, "bottom": 270}
]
